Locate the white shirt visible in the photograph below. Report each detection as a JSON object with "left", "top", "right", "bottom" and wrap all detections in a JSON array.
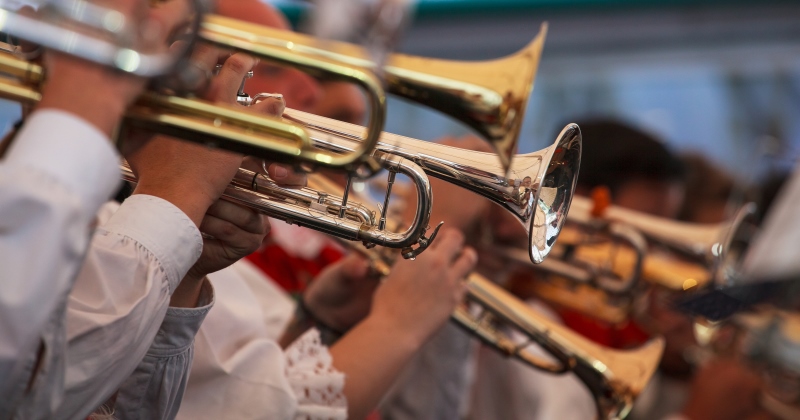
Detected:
[
  {"left": 0, "top": 110, "right": 120, "bottom": 417},
  {"left": 14, "top": 196, "right": 203, "bottom": 419},
  {"left": 178, "top": 260, "right": 348, "bottom": 420}
]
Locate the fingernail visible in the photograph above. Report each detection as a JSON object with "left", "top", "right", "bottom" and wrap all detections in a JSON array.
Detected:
[{"left": 272, "top": 165, "right": 288, "bottom": 179}]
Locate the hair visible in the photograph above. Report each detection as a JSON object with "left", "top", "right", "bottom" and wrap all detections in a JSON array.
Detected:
[{"left": 567, "top": 119, "right": 686, "bottom": 196}]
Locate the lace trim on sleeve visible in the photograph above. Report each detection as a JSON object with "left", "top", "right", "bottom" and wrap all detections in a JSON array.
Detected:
[{"left": 285, "top": 328, "right": 347, "bottom": 420}]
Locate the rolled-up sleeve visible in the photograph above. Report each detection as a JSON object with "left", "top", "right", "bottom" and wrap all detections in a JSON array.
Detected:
[
  {"left": 49, "top": 195, "right": 202, "bottom": 419},
  {"left": 115, "top": 279, "right": 215, "bottom": 420}
]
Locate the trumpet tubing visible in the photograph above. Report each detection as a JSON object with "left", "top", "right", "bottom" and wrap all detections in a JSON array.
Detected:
[{"left": 569, "top": 196, "right": 758, "bottom": 285}]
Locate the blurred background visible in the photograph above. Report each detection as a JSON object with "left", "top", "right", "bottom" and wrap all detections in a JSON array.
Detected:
[{"left": 275, "top": 0, "right": 800, "bottom": 183}]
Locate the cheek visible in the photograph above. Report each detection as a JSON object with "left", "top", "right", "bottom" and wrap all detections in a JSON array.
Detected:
[{"left": 246, "top": 77, "right": 290, "bottom": 97}]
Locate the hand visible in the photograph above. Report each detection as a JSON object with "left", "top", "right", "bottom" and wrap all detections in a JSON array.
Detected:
[
  {"left": 304, "top": 254, "right": 377, "bottom": 332},
  {"left": 368, "top": 228, "right": 477, "bottom": 346},
  {"left": 681, "top": 357, "right": 764, "bottom": 420},
  {"left": 171, "top": 199, "right": 271, "bottom": 307},
  {"left": 37, "top": 0, "right": 191, "bottom": 137},
  {"left": 127, "top": 52, "right": 277, "bottom": 226}
]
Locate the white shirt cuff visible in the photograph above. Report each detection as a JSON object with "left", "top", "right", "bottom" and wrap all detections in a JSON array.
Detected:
[
  {"left": 5, "top": 109, "right": 121, "bottom": 212},
  {"left": 100, "top": 195, "right": 203, "bottom": 294}
]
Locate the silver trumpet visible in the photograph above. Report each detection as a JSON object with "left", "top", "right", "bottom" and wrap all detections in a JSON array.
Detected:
[
  {"left": 120, "top": 153, "right": 440, "bottom": 258},
  {"left": 120, "top": 110, "right": 580, "bottom": 259},
  {"left": 282, "top": 109, "right": 583, "bottom": 264}
]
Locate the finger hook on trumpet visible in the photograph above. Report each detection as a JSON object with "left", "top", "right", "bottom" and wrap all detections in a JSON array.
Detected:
[{"left": 401, "top": 221, "right": 444, "bottom": 260}]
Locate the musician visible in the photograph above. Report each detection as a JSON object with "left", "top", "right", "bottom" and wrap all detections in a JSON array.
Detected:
[
  {"left": 470, "top": 120, "right": 688, "bottom": 420},
  {"left": 0, "top": 0, "right": 191, "bottom": 415},
  {"left": 141, "top": 2, "right": 480, "bottom": 420}
]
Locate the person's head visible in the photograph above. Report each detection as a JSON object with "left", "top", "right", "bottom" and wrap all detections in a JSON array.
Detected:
[
  {"left": 216, "top": 0, "right": 322, "bottom": 112},
  {"left": 678, "top": 153, "right": 736, "bottom": 224},
  {"left": 573, "top": 119, "right": 686, "bottom": 218}
]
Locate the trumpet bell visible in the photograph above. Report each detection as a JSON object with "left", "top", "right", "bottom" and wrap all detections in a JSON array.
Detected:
[{"left": 513, "top": 123, "right": 582, "bottom": 263}]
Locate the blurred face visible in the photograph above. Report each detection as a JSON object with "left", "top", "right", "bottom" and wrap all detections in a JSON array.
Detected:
[
  {"left": 614, "top": 179, "right": 685, "bottom": 218},
  {"left": 217, "top": 0, "right": 322, "bottom": 112},
  {"left": 247, "top": 64, "right": 322, "bottom": 112},
  {"left": 311, "top": 81, "right": 366, "bottom": 125}
]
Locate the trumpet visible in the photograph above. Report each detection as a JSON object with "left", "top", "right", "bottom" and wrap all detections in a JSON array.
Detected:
[
  {"left": 0, "top": 4, "right": 547, "bottom": 174},
  {"left": 0, "top": 0, "right": 196, "bottom": 77},
  {"left": 456, "top": 275, "right": 665, "bottom": 420},
  {"left": 119, "top": 105, "right": 579, "bottom": 256},
  {"left": 285, "top": 110, "right": 582, "bottom": 264},
  {"left": 307, "top": 173, "right": 663, "bottom": 420},
  {"left": 567, "top": 196, "right": 759, "bottom": 288},
  {"left": 482, "top": 196, "right": 758, "bottom": 324}
]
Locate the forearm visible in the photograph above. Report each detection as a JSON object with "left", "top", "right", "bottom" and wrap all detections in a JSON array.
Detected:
[{"left": 330, "top": 315, "right": 421, "bottom": 420}]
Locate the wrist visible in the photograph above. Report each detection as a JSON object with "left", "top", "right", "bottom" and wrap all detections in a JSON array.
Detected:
[
  {"left": 170, "top": 275, "right": 208, "bottom": 308},
  {"left": 132, "top": 184, "right": 214, "bottom": 227},
  {"left": 298, "top": 296, "right": 345, "bottom": 345}
]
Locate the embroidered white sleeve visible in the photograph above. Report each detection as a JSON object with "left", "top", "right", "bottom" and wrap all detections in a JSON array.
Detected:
[{"left": 285, "top": 329, "right": 347, "bottom": 420}]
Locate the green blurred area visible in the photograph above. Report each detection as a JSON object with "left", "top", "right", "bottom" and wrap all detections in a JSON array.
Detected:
[{"left": 276, "top": 0, "right": 797, "bottom": 26}]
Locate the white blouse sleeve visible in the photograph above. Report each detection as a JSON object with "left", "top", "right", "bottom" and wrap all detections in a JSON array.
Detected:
[
  {"left": 285, "top": 329, "right": 347, "bottom": 420},
  {"left": 12, "top": 196, "right": 203, "bottom": 420},
  {"left": 0, "top": 109, "right": 120, "bottom": 416}
]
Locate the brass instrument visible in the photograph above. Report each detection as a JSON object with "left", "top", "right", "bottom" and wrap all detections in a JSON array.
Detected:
[
  {"left": 483, "top": 197, "right": 757, "bottom": 324},
  {"left": 283, "top": 110, "right": 582, "bottom": 264},
  {"left": 0, "top": 7, "right": 547, "bottom": 174},
  {"left": 307, "top": 173, "right": 663, "bottom": 420},
  {"left": 456, "top": 275, "right": 665, "bottom": 420},
  {"left": 567, "top": 196, "right": 759, "bottom": 288},
  {"left": 200, "top": 16, "right": 548, "bottom": 173}
]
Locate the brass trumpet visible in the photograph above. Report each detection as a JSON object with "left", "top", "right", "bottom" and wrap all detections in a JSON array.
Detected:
[
  {"left": 567, "top": 196, "right": 759, "bottom": 288},
  {"left": 483, "top": 196, "right": 757, "bottom": 324},
  {"left": 0, "top": 5, "right": 547, "bottom": 174},
  {"left": 307, "top": 173, "right": 663, "bottom": 420},
  {"left": 456, "top": 275, "right": 665, "bottom": 420}
]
